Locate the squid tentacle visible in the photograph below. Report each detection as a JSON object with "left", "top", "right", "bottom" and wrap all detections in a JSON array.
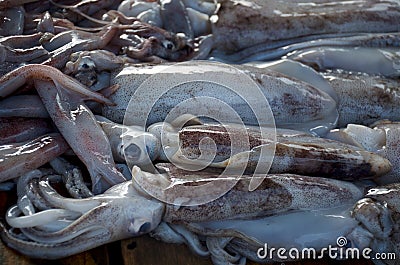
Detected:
[
  {"left": 0, "top": 222, "right": 111, "bottom": 260},
  {"left": 35, "top": 220, "right": 74, "bottom": 233},
  {"left": 37, "top": 178, "right": 101, "bottom": 214},
  {"left": 49, "top": 157, "right": 93, "bottom": 198},
  {"left": 206, "top": 236, "right": 242, "bottom": 264},
  {"left": 17, "top": 170, "right": 44, "bottom": 215},
  {"left": 168, "top": 223, "right": 210, "bottom": 257},
  {"left": 25, "top": 178, "right": 59, "bottom": 211},
  {"left": 19, "top": 206, "right": 110, "bottom": 244},
  {"left": 6, "top": 205, "right": 80, "bottom": 228},
  {"left": 150, "top": 221, "right": 186, "bottom": 244}
]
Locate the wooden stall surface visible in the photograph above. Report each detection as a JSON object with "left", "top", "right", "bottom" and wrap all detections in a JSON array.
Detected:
[{"left": 0, "top": 191, "right": 374, "bottom": 265}]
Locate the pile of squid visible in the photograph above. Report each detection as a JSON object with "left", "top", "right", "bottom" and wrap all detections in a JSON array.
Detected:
[{"left": 1, "top": 0, "right": 400, "bottom": 264}]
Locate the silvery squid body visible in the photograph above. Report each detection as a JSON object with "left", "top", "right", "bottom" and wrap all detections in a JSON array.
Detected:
[
  {"left": 100, "top": 60, "right": 400, "bottom": 136},
  {"left": 173, "top": 123, "right": 391, "bottom": 179},
  {"left": 210, "top": 0, "right": 400, "bottom": 55},
  {"left": 103, "top": 62, "right": 338, "bottom": 135},
  {"left": 322, "top": 71, "right": 400, "bottom": 128}
]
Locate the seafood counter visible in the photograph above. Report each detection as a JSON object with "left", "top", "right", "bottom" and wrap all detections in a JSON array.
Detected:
[{"left": 0, "top": 0, "right": 400, "bottom": 264}]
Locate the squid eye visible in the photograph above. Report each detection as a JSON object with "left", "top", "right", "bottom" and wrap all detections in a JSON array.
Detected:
[
  {"left": 118, "top": 143, "right": 125, "bottom": 157},
  {"left": 139, "top": 222, "right": 151, "bottom": 233},
  {"left": 162, "top": 40, "right": 175, "bottom": 50},
  {"left": 128, "top": 220, "right": 152, "bottom": 234},
  {"left": 77, "top": 58, "right": 95, "bottom": 71},
  {"left": 124, "top": 144, "right": 142, "bottom": 161}
]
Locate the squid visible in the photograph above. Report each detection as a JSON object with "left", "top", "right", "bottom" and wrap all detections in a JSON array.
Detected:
[{"left": 1, "top": 164, "right": 365, "bottom": 261}]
